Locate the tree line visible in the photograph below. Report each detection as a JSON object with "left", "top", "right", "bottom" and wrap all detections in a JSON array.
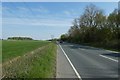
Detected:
[
  {"left": 61, "top": 4, "right": 120, "bottom": 51},
  {"left": 8, "top": 37, "right": 33, "bottom": 40}
]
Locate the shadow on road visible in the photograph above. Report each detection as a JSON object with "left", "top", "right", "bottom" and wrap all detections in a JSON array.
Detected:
[
  {"left": 101, "top": 53, "right": 120, "bottom": 57},
  {"left": 62, "top": 43, "right": 101, "bottom": 50},
  {"left": 61, "top": 43, "right": 120, "bottom": 58}
]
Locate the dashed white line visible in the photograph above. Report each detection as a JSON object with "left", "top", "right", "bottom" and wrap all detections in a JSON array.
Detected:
[
  {"left": 99, "top": 55, "right": 118, "bottom": 62},
  {"left": 59, "top": 44, "right": 82, "bottom": 80}
]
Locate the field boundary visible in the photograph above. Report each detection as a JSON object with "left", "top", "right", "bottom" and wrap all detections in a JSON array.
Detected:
[
  {"left": 2, "top": 45, "right": 47, "bottom": 67},
  {"left": 2, "top": 43, "right": 57, "bottom": 78},
  {"left": 2, "top": 44, "right": 49, "bottom": 78}
]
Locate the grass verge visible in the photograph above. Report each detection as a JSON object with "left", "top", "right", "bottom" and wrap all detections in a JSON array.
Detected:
[
  {"left": 2, "top": 42, "right": 57, "bottom": 78},
  {"left": 0, "top": 40, "right": 1, "bottom": 63}
]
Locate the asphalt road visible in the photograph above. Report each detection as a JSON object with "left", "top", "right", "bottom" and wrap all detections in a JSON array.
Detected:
[
  {"left": 56, "top": 45, "right": 77, "bottom": 78},
  {"left": 58, "top": 42, "right": 119, "bottom": 79}
]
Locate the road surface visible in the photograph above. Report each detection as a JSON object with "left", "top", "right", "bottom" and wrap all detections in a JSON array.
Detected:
[
  {"left": 57, "top": 42, "right": 119, "bottom": 80},
  {"left": 56, "top": 44, "right": 77, "bottom": 78}
]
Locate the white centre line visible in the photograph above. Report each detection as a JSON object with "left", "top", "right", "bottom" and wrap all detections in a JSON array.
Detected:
[
  {"left": 99, "top": 55, "right": 118, "bottom": 62},
  {"left": 59, "top": 44, "right": 82, "bottom": 80}
]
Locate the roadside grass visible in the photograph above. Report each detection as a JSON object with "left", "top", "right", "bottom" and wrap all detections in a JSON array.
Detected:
[
  {"left": 2, "top": 42, "right": 57, "bottom": 78},
  {"left": 2, "top": 40, "right": 50, "bottom": 62},
  {"left": 0, "top": 40, "right": 2, "bottom": 63},
  {"left": 27, "top": 43, "right": 57, "bottom": 78}
]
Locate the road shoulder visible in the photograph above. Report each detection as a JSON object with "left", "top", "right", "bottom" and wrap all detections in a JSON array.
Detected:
[{"left": 56, "top": 45, "right": 77, "bottom": 78}]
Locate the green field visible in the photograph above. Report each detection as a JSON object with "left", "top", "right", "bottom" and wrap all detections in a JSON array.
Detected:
[
  {"left": 0, "top": 40, "right": 2, "bottom": 63},
  {"left": 2, "top": 40, "right": 49, "bottom": 62},
  {"left": 2, "top": 40, "right": 57, "bottom": 78}
]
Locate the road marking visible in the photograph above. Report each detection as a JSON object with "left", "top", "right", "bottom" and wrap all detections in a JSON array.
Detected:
[
  {"left": 59, "top": 44, "right": 82, "bottom": 80},
  {"left": 79, "top": 48, "right": 85, "bottom": 50},
  {"left": 106, "top": 50, "right": 119, "bottom": 53},
  {"left": 99, "top": 55, "right": 118, "bottom": 62}
]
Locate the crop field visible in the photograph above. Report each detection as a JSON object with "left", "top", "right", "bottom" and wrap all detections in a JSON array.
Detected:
[
  {"left": 2, "top": 40, "right": 57, "bottom": 78},
  {"left": 2, "top": 40, "right": 50, "bottom": 62}
]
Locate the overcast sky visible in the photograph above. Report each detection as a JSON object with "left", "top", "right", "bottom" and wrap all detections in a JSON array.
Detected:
[{"left": 2, "top": 2, "right": 118, "bottom": 40}]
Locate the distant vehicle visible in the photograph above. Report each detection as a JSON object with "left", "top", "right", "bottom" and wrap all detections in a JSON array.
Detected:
[{"left": 59, "top": 40, "right": 63, "bottom": 43}]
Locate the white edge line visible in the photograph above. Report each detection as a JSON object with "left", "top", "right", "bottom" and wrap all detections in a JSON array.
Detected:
[
  {"left": 106, "top": 50, "right": 119, "bottom": 53},
  {"left": 59, "top": 44, "right": 82, "bottom": 80},
  {"left": 99, "top": 55, "right": 118, "bottom": 62}
]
